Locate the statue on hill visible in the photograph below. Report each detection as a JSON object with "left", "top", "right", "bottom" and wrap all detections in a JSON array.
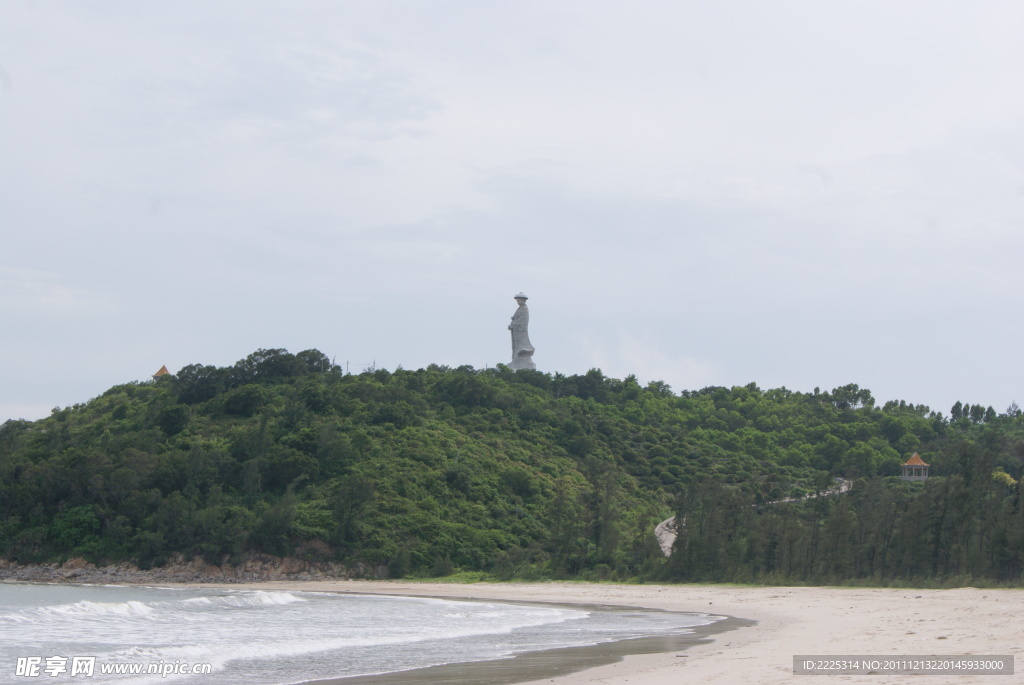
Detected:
[{"left": 508, "top": 293, "right": 536, "bottom": 370}]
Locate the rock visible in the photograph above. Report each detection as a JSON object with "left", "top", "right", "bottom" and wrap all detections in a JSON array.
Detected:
[
  {"left": 1, "top": 553, "right": 358, "bottom": 584},
  {"left": 62, "top": 557, "right": 96, "bottom": 571}
]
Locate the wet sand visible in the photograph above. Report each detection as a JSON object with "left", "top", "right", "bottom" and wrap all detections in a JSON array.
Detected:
[{"left": 180, "top": 581, "right": 1023, "bottom": 685}]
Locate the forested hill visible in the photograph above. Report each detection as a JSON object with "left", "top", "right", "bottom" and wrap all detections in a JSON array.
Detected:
[{"left": 2, "top": 348, "right": 1023, "bottom": 584}]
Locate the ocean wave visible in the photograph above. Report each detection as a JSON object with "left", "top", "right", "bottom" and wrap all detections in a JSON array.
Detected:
[
  {"left": 90, "top": 602, "right": 590, "bottom": 672},
  {"left": 38, "top": 599, "right": 155, "bottom": 618},
  {"left": 0, "top": 586, "right": 719, "bottom": 685},
  {"left": 2, "top": 591, "right": 308, "bottom": 631},
  {"left": 180, "top": 591, "right": 306, "bottom": 609},
  {"left": 0, "top": 612, "right": 33, "bottom": 623}
]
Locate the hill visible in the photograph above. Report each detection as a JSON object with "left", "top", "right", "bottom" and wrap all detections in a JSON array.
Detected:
[{"left": 1, "top": 348, "right": 1022, "bottom": 584}]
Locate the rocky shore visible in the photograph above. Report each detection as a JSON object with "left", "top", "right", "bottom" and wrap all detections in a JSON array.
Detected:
[{"left": 0, "top": 554, "right": 381, "bottom": 584}]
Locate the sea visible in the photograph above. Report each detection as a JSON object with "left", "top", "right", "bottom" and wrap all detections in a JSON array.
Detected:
[{"left": 0, "top": 583, "right": 720, "bottom": 684}]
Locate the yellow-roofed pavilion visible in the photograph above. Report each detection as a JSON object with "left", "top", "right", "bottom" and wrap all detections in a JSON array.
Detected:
[{"left": 901, "top": 452, "right": 929, "bottom": 481}]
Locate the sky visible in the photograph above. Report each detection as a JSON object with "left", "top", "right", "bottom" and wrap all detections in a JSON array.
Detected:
[{"left": 2, "top": 1, "right": 1024, "bottom": 423}]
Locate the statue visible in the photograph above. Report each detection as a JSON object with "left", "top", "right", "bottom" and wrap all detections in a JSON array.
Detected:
[{"left": 508, "top": 292, "right": 536, "bottom": 370}]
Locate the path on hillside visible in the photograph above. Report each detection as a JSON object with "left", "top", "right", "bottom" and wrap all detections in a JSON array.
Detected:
[{"left": 655, "top": 479, "right": 852, "bottom": 557}]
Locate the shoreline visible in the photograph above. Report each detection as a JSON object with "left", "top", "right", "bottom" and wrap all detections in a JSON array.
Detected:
[
  {"left": 6, "top": 577, "right": 1022, "bottom": 683},
  {"left": 184, "top": 580, "right": 750, "bottom": 685},
  {"left": 169, "top": 580, "right": 1023, "bottom": 684},
  {"left": 297, "top": 605, "right": 748, "bottom": 685}
]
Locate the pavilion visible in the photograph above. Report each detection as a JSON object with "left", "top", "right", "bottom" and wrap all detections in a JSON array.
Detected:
[{"left": 901, "top": 452, "right": 929, "bottom": 481}]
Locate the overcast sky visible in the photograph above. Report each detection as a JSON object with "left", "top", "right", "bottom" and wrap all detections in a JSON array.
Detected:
[{"left": 2, "top": 1, "right": 1024, "bottom": 422}]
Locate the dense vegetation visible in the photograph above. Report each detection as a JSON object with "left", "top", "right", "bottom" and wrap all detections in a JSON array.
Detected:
[{"left": 1, "top": 348, "right": 1023, "bottom": 585}]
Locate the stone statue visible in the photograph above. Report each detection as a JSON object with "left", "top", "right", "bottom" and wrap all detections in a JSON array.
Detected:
[{"left": 508, "top": 292, "right": 536, "bottom": 370}]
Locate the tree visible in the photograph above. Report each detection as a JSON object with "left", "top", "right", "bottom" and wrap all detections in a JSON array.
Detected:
[
  {"left": 196, "top": 505, "right": 255, "bottom": 562},
  {"left": 264, "top": 447, "right": 319, "bottom": 491},
  {"left": 50, "top": 505, "right": 100, "bottom": 550},
  {"left": 252, "top": 492, "right": 297, "bottom": 556},
  {"left": 951, "top": 401, "right": 964, "bottom": 420},
  {"left": 329, "top": 476, "right": 374, "bottom": 545},
  {"left": 156, "top": 405, "right": 190, "bottom": 436},
  {"left": 173, "top": 364, "right": 225, "bottom": 404},
  {"left": 830, "top": 384, "right": 875, "bottom": 410},
  {"left": 223, "top": 385, "right": 266, "bottom": 417},
  {"left": 547, "top": 476, "right": 586, "bottom": 575},
  {"left": 230, "top": 349, "right": 305, "bottom": 386},
  {"left": 296, "top": 349, "right": 334, "bottom": 375}
]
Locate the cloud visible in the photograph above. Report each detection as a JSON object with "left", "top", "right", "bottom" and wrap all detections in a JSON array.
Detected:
[
  {"left": 0, "top": 403, "right": 53, "bottom": 423},
  {"left": 0, "top": 268, "right": 115, "bottom": 314},
  {"left": 1, "top": 1, "right": 1024, "bottom": 423},
  {"left": 0, "top": 62, "right": 12, "bottom": 94},
  {"left": 582, "top": 333, "right": 716, "bottom": 392}
]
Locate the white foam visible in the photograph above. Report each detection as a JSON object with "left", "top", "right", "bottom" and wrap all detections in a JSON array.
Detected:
[
  {"left": 180, "top": 596, "right": 213, "bottom": 606},
  {"left": 40, "top": 599, "right": 155, "bottom": 617},
  {"left": 0, "top": 613, "right": 32, "bottom": 623},
  {"left": 181, "top": 591, "right": 306, "bottom": 609}
]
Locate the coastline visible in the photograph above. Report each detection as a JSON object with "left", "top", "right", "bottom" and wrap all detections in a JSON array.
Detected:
[
  {"left": 167, "top": 580, "right": 1023, "bottom": 685},
  {"left": 297, "top": 609, "right": 748, "bottom": 685}
]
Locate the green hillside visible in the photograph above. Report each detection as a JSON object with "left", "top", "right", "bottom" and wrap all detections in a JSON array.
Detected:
[{"left": 1, "top": 348, "right": 1022, "bottom": 584}]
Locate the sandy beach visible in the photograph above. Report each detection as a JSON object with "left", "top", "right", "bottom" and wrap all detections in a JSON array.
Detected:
[{"left": 178, "top": 580, "right": 1022, "bottom": 684}]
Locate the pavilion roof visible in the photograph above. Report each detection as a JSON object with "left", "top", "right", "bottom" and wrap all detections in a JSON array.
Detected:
[{"left": 904, "top": 452, "right": 929, "bottom": 466}]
